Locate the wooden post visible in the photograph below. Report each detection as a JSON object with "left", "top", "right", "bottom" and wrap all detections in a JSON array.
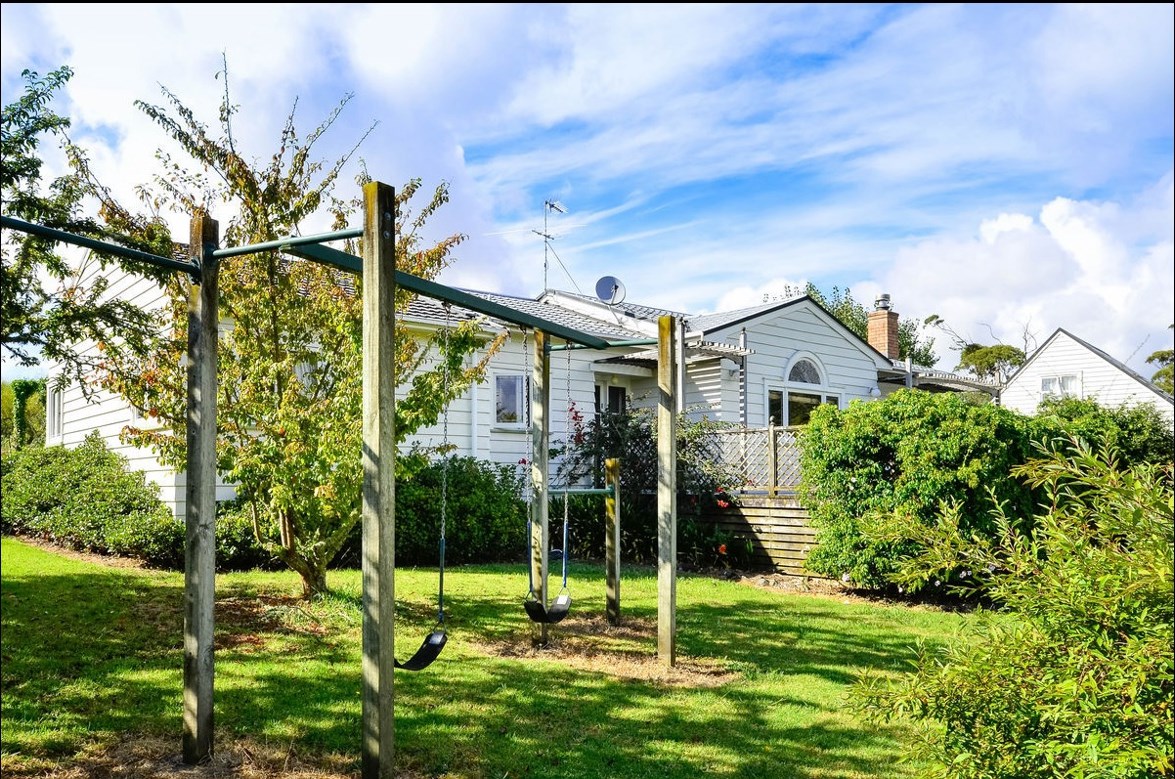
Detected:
[
  {"left": 530, "top": 330, "right": 551, "bottom": 644},
  {"left": 183, "top": 212, "right": 219, "bottom": 764},
  {"left": 767, "top": 421, "right": 778, "bottom": 497},
  {"left": 657, "top": 315, "right": 678, "bottom": 667},
  {"left": 604, "top": 457, "right": 621, "bottom": 626},
  {"left": 361, "top": 182, "right": 397, "bottom": 779}
]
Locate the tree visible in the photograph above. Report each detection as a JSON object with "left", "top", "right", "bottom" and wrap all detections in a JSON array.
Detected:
[
  {"left": 93, "top": 66, "right": 502, "bottom": 597},
  {"left": 1, "top": 67, "right": 172, "bottom": 392},
  {"left": 924, "top": 314, "right": 1027, "bottom": 383},
  {"left": 1145, "top": 325, "right": 1173, "bottom": 394},
  {"left": 767, "top": 284, "right": 939, "bottom": 366},
  {"left": 956, "top": 342, "right": 1026, "bottom": 383}
]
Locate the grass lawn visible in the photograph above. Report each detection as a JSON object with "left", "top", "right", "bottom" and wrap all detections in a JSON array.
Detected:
[{"left": 0, "top": 535, "right": 966, "bottom": 778}]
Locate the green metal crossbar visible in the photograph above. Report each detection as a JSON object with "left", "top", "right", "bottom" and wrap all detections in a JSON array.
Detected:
[
  {"left": 1, "top": 215, "right": 199, "bottom": 276},
  {"left": 0, "top": 215, "right": 614, "bottom": 350},
  {"left": 209, "top": 227, "right": 364, "bottom": 260}
]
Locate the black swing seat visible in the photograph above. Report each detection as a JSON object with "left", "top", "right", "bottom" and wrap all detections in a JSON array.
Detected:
[
  {"left": 394, "top": 629, "right": 447, "bottom": 672},
  {"left": 524, "top": 592, "right": 572, "bottom": 624}
]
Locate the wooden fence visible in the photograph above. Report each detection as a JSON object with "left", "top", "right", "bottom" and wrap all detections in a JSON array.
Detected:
[{"left": 694, "top": 494, "right": 818, "bottom": 576}]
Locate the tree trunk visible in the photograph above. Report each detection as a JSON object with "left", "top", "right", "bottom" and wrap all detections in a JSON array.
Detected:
[{"left": 300, "top": 565, "right": 329, "bottom": 599}]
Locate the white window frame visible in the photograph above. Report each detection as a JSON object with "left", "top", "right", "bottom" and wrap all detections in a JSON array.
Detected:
[
  {"left": 46, "top": 384, "right": 64, "bottom": 441},
  {"left": 493, "top": 372, "right": 529, "bottom": 428},
  {"left": 1040, "top": 372, "right": 1082, "bottom": 401},
  {"left": 768, "top": 352, "right": 841, "bottom": 426}
]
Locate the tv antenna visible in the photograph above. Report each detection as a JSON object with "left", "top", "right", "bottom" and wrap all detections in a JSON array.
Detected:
[{"left": 535, "top": 199, "right": 565, "bottom": 292}]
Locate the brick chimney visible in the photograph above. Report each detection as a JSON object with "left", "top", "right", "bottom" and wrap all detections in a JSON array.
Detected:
[{"left": 867, "top": 293, "right": 900, "bottom": 360}]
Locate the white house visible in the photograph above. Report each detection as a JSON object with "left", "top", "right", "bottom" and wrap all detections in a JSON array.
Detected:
[
  {"left": 999, "top": 327, "right": 1175, "bottom": 427},
  {"left": 44, "top": 265, "right": 991, "bottom": 519}
]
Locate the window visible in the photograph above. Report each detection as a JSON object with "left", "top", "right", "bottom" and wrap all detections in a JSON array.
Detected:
[
  {"left": 607, "top": 386, "right": 627, "bottom": 414},
  {"left": 47, "top": 386, "right": 63, "bottom": 439},
  {"left": 1041, "top": 374, "right": 1080, "bottom": 399},
  {"left": 495, "top": 374, "right": 527, "bottom": 425},
  {"left": 788, "top": 358, "right": 821, "bottom": 384},
  {"left": 768, "top": 388, "right": 839, "bottom": 426}
]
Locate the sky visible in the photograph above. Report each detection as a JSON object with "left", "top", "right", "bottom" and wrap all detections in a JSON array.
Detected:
[{"left": 2, "top": 3, "right": 1173, "bottom": 380}]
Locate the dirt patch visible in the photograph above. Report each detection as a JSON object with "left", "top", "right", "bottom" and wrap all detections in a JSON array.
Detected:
[
  {"left": 471, "top": 612, "right": 737, "bottom": 688},
  {"left": 0, "top": 735, "right": 366, "bottom": 779},
  {"left": 13, "top": 536, "right": 150, "bottom": 570}
]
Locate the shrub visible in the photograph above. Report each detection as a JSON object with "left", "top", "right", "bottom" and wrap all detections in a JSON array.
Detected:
[
  {"left": 855, "top": 441, "right": 1174, "bottom": 778},
  {"left": 336, "top": 455, "right": 529, "bottom": 567},
  {"left": 1, "top": 431, "right": 182, "bottom": 567},
  {"left": 799, "top": 389, "right": 1050, "bottom": 589},
  {"left": 1037, "top": 395, "right": 1174, "bottom": 467},
  {"left": 556, "top": 406, "right": 745, "bottom": 565}
]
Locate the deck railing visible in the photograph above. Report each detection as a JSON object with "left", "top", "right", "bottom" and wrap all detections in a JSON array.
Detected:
[{"left": 691, "top": 424, "right": 804, "bottom": 495}]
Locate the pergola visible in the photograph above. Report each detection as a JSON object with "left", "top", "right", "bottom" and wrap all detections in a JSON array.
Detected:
[{"left": 1, "top": 181, "right": 682, "bottom": 778}]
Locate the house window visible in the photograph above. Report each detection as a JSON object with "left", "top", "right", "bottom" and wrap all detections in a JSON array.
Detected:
[
  {"left": 768, "top": 389, "right": 839, "bottom": 426},
  {"left": 495, "top": 374, "right": 528, "bottom": 425},
  {"left": 788, "top": 359, "right": 821, "bottom": 384},
  {"left": 1041, "top": 374, "right": 1080, "bottom": 400},
  {"left": 47, "top": 386, "right": 63, "bottom": 440},
  {"left": 607, "top": 386, "right": 626, "bottom": 414}
]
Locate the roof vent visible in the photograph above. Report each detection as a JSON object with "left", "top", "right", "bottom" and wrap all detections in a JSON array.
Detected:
[{"left": 874, "top": 293, "right": 892, "bottom": 311}]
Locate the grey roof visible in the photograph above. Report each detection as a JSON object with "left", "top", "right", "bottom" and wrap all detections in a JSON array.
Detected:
[
  {"left": 463, "top": 290, "right": 650, "bottom": 341},
  {"left": 689, "top": 296, "right": 807, "bottom": 333}
]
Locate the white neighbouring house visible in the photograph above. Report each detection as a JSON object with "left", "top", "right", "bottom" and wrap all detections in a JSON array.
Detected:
[
  {"left": 44, "top": 265, "right": 994, "bottom": 520},
  {"left": 998, "top": 327, "right": 1175, "bottom": 427}
]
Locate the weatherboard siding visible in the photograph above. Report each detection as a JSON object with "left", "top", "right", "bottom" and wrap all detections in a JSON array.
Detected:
[{"left": 1001, "top": 330, "right": 1174, "bottom": 425}]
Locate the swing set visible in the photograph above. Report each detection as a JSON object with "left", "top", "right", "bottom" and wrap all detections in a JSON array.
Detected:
[{"left": 0, "top": 181, "right": 680, "bottom": 779}]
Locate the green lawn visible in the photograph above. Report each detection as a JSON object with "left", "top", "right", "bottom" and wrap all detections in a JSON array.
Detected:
[{"left": 0, "top": 535, "right": 965, "bottom": 778}]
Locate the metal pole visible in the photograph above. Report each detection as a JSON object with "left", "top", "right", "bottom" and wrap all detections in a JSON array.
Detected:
[
  {"left": 182, "top": 212, "right": 219, "bottom": 764},
  {"left": 360, "top": 182, "right": 397, "bottom": 779}
]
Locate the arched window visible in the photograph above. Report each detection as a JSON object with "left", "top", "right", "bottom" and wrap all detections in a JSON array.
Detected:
[
  {"left": 787, "top": 358, "right": 821, "bottom": 384},
  {"left": 768, "top": 354, "right": 840, "bottom": 426}
]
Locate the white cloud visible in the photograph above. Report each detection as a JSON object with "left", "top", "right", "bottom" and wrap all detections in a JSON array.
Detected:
[{"left": 878, "top": 175, "right": 1175, "bottom": 374}]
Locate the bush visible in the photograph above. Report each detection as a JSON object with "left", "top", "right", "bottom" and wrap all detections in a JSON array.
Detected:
[
  {"left": 799, "top": 389, "right": 1050, "bottom": 590},
  {"left": 336, "top": 455, "right": 529, "bottom": 567},
  {"left": 1, "top": 431, "right": 182, "bottom": 567},
  {"left": 556, "top": 407, "right": 745, "bottom": 565},
  {"left": 1037, "top": 395, "right": 1174, "bottom": 467},
  {"left": 855, "top": 441, "right": 1174, "bottom": 778}
]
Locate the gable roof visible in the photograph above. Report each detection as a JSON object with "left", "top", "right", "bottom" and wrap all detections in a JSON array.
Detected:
[{"left": 1006, "top": 327, "right": 1174, "bottom": 403}]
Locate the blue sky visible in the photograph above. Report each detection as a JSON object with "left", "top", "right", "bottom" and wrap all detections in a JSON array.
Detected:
[{"left": 2, "top": 3, "right": 1172, "bottom": 379}]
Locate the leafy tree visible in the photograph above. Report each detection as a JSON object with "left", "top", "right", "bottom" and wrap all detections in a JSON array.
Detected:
[
  {"left": 924, "top": 314, "right": 1027, "bottom": 382},
  {"left": 1146, "top": 324, "right": 1173, "bottom": 394},
  {"left": 93, "top": 67, "right": 502, "bottom": 597},
  {"left": 769, "top": 284, "right": 938, "bottom": 366},
  {"left": 956, "top": 342, "right": 1025, "bottom": 382},
  {"left": 1, "top": 67, "right": 172, "bottom": 392},
  {"left": 855, "top": 441, "right": 1173, "bottom": 779}
]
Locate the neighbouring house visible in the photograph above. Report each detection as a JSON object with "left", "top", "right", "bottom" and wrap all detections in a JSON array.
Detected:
[
  {"left": 998, "top": 327, "right": 1175, "bottom": 427},
  {"left": 44, "top": 261, "right": 991, "bottom": 519}
]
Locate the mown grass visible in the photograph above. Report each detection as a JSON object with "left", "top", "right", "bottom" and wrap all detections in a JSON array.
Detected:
[{"left": 1, "top": 536, "right": 966, "bottom": 778}]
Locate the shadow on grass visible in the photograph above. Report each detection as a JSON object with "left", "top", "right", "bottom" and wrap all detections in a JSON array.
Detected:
[{"left": 3, "top": 548, "right": 938, "bottom": 778}]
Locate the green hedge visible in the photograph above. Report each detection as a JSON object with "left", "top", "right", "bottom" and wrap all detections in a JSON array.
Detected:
[
  {"left": 799, "top": 389, "right": 1049, "bottom": 590},
  {"left": 1, "top": 432, "right": 183, "bottom": 567}
]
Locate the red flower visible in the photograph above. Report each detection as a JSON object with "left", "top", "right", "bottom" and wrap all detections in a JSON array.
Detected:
[
  {"left": 717, "top": 499, "right": 730, "bottom": 509},
  {"left": 718, "top": 544, "right": 727, "bottom": 555}
]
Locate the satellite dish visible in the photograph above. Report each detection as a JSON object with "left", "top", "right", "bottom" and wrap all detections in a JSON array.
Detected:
[{"left": 595, "top": 275, "right": 626, "bottom": 305}]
